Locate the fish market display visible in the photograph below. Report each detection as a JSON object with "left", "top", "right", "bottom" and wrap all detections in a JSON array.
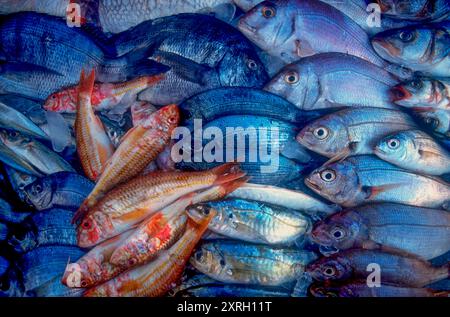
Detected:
[{"left": 0, "top": 0, "right": 448, "bottom": 299}]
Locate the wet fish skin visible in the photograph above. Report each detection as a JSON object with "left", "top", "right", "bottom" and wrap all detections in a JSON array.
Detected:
[
  {"left": 306, "top": 249, "right": 449, "bottom": 287},
  {"left": 0, "top": 102, "right": 48, "bottom": 139},
  {"left": 0, "top": 0, "right": 69, "bottom": 16},
  {"left": 305, "top": 155, "right": 450, "bottom": 209},
  {"left": 23, "top": 172, "right": 94, "bottom": 212},
  {"left": 238, "top": 0, "right": 386, "bottom": 67},
  {"left": 311, "top": 203, "right": 450, "bottom": 260},
  {"left": 415, "top": 108, "right": 450, "bottom": 137},
  {"left": 372, "top": 22, "right": 450, "bottom": 77},
  {"left": 377, "top": 0, "right": 450, "bottom": 21},
  {"left": 188, "top": 198, "right": 310, "bottom": 244},
  {"left": 265, "top": 53, "right": 399, "bottom": 110},
  {"left": 297, "top": 108, "right": 417, "bottom": 159},
  {"left": 374, "top": 129, "right": 450, "bottom": 175},
  {"left": 191, "top": 241, "right": 317, "bottom": 286}
]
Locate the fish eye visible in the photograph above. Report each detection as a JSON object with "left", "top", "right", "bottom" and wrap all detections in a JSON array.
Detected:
[
  {"left": 387, "top": 138, "right": 400, "bottom": 149},
  {"left": 80, "top": 280, "right": 88, "bottom": 288},
  {"left": 399, "top": 30, "right": 414, "bottom": 42},
  {"left": 195, "top": 251, "right": 203, "bottom": 261},
  {"left": 320, "top": 169, "right": 336, "bottom": 182},
  {"left": 331, "top": 227, "right": 345, "bottom": 240},
  {"left": 313, "top": 127, "right": 329, "bottom": 140},
  {"left": 323, "top": 266, "right": 335, "bottom": 276},
  {"left": 8, "top": 130, "right": 18, "bottom": 138},
  {"left": 228, "top": 213, "right": 234, "bottom": 219},
  {"left": 219, "top": 259, "right": 226, "bottom": 267},
  {"left": 410, "top": 80, "right": 422, "bottom": 89},
  {"left": 425, "top": 117, "right": 439, "bottom": 129},
  {"left": 51, "top": 95, "right": 57, "bottom": 99},
  {"left": 168, "top": 116, "right": 177, "bottom": 124},
  {"left": 284, "top": 71, "right": 299, "bottom": 85},
  {"left": 81, "top": 219, "right": 92, "bottom": 230},
  {"left": 34, "top": 184, "right": 43, "bottom": 194},
  {"left": 128, "top": 258, "right": 138, "bottom": 266},
  {"left": 261, "top": 6, "right": 276, "bottom": 18},
  {"left": 247, "top": 59, "right": 258, "bottom": 70}
]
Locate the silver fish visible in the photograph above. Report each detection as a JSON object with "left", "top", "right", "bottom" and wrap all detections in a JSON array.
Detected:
[
  {"left": 415, "top": 108, "right": 450, "bottom": 137},
  {"left": 0, "top": 102, "right": 48, "bottom": 140},
  {"left": 376, "top": 0, "right": 450, "bottom": 21}
]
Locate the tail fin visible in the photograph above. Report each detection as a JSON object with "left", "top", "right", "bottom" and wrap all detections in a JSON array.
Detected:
[
  {"left": 211, "top": 163, "right": 246, "bottom": 186},
  {"left": 78, "top": 69, "right": 96, "bottom": 97}
]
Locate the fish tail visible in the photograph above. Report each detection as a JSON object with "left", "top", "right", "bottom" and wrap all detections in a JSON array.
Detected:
[
  {"left": 78, "top": 69, "right": 96, "bottom": 98},
  {"left": 211, "top": 163, "right": 246, "bottom": 186}
]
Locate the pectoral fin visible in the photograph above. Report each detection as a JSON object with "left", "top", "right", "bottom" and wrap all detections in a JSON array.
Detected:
[{"left": 362, "top": 183, "right": 404, "bottom": 200}]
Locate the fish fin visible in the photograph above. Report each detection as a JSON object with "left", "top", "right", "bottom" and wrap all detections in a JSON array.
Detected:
[
  {"left": 72, "top": 198, "right": 94, "bottom": 224},
  {"left": 219, "top": 176, "right": 251, "bottom": 196},
  {"left": 123, "top": 45, "right": 170, "bottom": 79},
  {"left": 78, "top": 69, "right": 96, "bottom": 97},
  {"left": 361, "top": 240, "right": 382, "bottom": 250},
  {"left": 211, "top": 163, "right": 246, "bottom": 186},
  {"left": 362, "top": 183, "right": 404, "bottom": 200},
  {"left": 418, "top": 149, "right": 442, "bottom": 161},
  {"left": 44, "top": 111, "right": 71, "bottom": 153},
  {"left": 205, "top": 3, "right": 237, "bottom": 23},
  {"left": 324, "top": 146, "right": 354, "bottom": 165},
  {"left": 149, "top": 50, "right": 214, "bottom": 85}
]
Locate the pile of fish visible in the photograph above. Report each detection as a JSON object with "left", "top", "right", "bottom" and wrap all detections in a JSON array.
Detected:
[{"left": 0, "top": 0, "right": 449, "bottom": 297}]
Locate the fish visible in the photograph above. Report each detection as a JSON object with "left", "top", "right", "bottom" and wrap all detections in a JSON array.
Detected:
[
  {"left": 264, "top": 53, "right": 399, "bottom": 110},
  {"left": 109, "top": 179, "right": 246, "bottom": 269},
  {"left": 190, "top": 241, "right": 317, "bottom": 286},
  {"left": 187, "top": 198, "right": 310, "bottom": 245},
  {"left": 0, "top": 0, "right": 70, "bottom": 16},
  {"left": 175, "top": 283, "right": 292, "bottom": 297},
  {"left": 83, "top": 199, "right": 215, "bottom": 297},
  {"left": 62, "top": 230, "right": 134, "bottom": 289},
  {"left": 374, "top": 129, "right": 450, "bottom": 175},
  {"left": 0, "top": 197, "right": 30, "bottom": 224},
  {"left": 31, "top": 275, "right": 84, "bottom": 297},
  {"left": 0, "top": 129, "right": 75, "bottom": 176},
  {"left": 75, "top": 69, "right": 115, "bottom": 182},
  {"left": 74, "top": 104, "right": 180, "bottom": 221},
  {"left": 111, "top": 14, "right": 268, "bottom": 105},
  {"left": 18, "top": 246, "right": 85, "bottom": 292},
  {"left": 7, "top": 228, "right": 37, "bottom": 254},
  {"left": 228, "top": 183, "right": 340, "bottom": 216},
  {"left": 415, "top": 108, "right": 450, "bottom": 137},
  {"left": 306, "top": 249, "right": 449, "bottom": 287},
  {"left": 23, "top": 172, "right": 94, "bottom": 212},
  {"left": 297, "top": 108, "right": 417, "bottom": 161},
  {"left": 391, "top": 78, "right": 450, "bottom": 110},
  {"left": 309, "top": 280, "right": 450, "bottom": 297},
  {"left": 311, "top": 203, "right": 450, "bottom": 260},
  {"left": 0, "top": 102, "right": 48, "bottom": 140},
  {"left": 305, "top": 155, "right": 450, "bottom": 209},
  {"left": 372, "top": 22, "right": 450, "bottom": 77},
  {"left": 0, "top": 221, "right": 7, "bottom": 241},
  {"left": 130, "top": 102, "right": 157, "bottom": 127},
  {"left": 238, "top": 0, "right": 387, "bottom": 67},
  {"left": 44, "top": 74, "right": 165, "bottom": 115},
  {"left": 377, "top": 0, "right": 450, "bottom": 21},
  {"left": 179, "top": 87, "right": 326, "bottom": 126},
  {"left": 77, "top": 163, "right": 245, "bottom": 247}
]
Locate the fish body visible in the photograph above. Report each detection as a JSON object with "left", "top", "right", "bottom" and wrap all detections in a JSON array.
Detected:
[
  {"left": 0, "top": 102, "right": 48, "bottom": 139},
  {"left": 176, "top": 283, "right": 292, "bottom": 297},
  {"left": 377, "top": 0, "right": 450, "bottom": 21},
  {"left": 297, "top": 108, "right": 417, "bottom": 159},
  {"left": 265, "top": 53, "right": 399, "bottom": 110},
  {"left": 84, "top": 203, "right": 215, "bottom": 297},
  {"left": 372, "top": 22, "right": 450, "bottom": 77},
  {"left": 191, "top": 241, "right": 317, "bottom": 286},
  {"left": 77, "top": 163, "right": 245, "bottom": 247},
  {"left": 305, "top": 155, "right": 450, "bottom": 208},
  {"left": 306, "top": 249, "right": 449, "bottom": 287},
  {"left": 0, "top": 0, "right": 69, "bottom": 16},
  {"left": 238, "top": 0, "right": 387, "bottom": 67},
  {"left": 188, "top": 198, "right": 310, "bottom": 244},
  {"left": 311, "top": 203, "right": 450, "bottom": 260},
  {"left": 375, "top": 129, "right": 450, "bottom": 175}
]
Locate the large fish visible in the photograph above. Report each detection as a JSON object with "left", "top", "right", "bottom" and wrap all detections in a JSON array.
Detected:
[
  {"left": 375, "top": 129, "right": 450, "bottom": 175},
  {"left": 238, "top": 0, "right": 387, "bottom": 67},
  {"left": 0, "top": 102, "right": 48, "bottom": 140},
  {"left": 83, "top": 201, "right": 215, "bottom": 297},
  {"left": 74, "top": 104, "right": 179, "bottom": 222},
  {"left": 190, "top": 241, "right": 317, "bottom": 286},
  {"left": 111, "top": 14, "right": 268, "bottom": 105},
  {"left": 306, "top": 249, "right": 449, "bottom": 287},
  {"left": 372, "top": 22, "right": 450, "bottom": 77},
  {"left": 297, "top": 108, "right": 417, "bottom": 160},
  {"left": 187, "top": 199, "right": 310, "bottom": 245},
  {"left": 75, "top": 70, "right": 115, "bottom": 182},
  {"left": 77, "top": 163, "right": 245, "bottom": 247},
  {"left": 264, "top": 53, "right": 399, "bottom": 110},
  {"left": 377, "top": 0, "right": 450, "bottom": 21},
  {"left": 311, "top": 203, "right": 450, "bottom": 260}
]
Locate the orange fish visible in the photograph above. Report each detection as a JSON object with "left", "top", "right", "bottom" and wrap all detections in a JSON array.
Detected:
[
  {"left": 83, "top": 203, "right": 216, "bottom": 297},
  {"left": 77, "top": 163, "right": 246, "bottom": 248},
  {"left": 73, "top": 103, "right": 180, "bottom": 223},
  {"left": 75, "top": 69, "right": 115, "bottom": 181}
]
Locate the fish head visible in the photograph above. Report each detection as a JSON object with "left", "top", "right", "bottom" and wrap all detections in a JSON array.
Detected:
[
  {"left": 141, "top": 104, "right": 180, "bottom": 131},
  {"left": 374, "top": 131, "right": 414, "bottom": 165},
  {"left": 305, "top": 161, "right": 359, "bottom": 205},
  {"left": 311, "top": 211, "right": 363, "bottom": 250},
  {"left": 44, "top": 90, "right": 75, "bottom": 112},
  {"left": 186, "top": 204, "right": 216, "bottom": 226},
  {"left": 109, "top": 242, "right": 140, "bottom": 269},
  {"left": 265, "top": 63, "right": 319, "bottom": 109},
  {"left": 61, "top": 260, "right": 98, "bottom": 289},
  {"left": 390, "top": 79, "right": 434, "bottom": 106},
  {"left": 296, "top": 115, "right": 348, "bottom": 157},
  {"left": 77, "top": 212, "right": 112, "bottom": 248},
  {"left": 377, "top": 0, "right": 428, "bottom": 18},
  {"left": 416, "top": 109, "right": 450, "bottom": 136},
  {"left": 309, "top": 283, "right": 340, "bottom": 297},
  {"left": 190, "top": 242, "right": 229, "bottom": 278},
  {"left": 238, "top": 1, "right": 294, "bottom": 55},
  {"left": 218, "top": 50, "right": 269, "bottom": 88},
  {"left": 233, "top": 0, "right": 264, "bottom": 11},
  {"left": 372, "top": 26, "right": 433, "bottom": 66},
  {"left": 306, "top": 255, "right": 352, "bottom": 282},
  {"left": 23, "top": 177, "right": 53, "bottom": 210},
  {"left": 0, "top": 129, "right": 27, "bottom": 148}
]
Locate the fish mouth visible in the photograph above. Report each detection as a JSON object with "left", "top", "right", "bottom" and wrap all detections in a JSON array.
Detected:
[
  {"left": 372, "top": 38, "right": 401, "bottom": 57},
  {"left": 373, "top": 146, "right": 386, "bottom": 156},
  {"left": 238, "top": 20, "right": 257, "bottom": 34},
  {"left": 305, "top": 178, "right": 321, "bottom": 191},
  {"left": 390, "top": 86, "right": 412, "bottom": 102}
]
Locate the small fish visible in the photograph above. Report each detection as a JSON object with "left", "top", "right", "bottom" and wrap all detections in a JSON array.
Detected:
[
  {"left": 391, "top": 78, "right": 450, "bottom": 110},
  {"left": 311, "top": 203, "right": 450, "bottom": 260},
  {"left": 305, "top": 155, "right": 450, "bottom": 209},
  {"left": 372, "top": 22, "right": 450, "bottom": 77},
  {"left": 415, "top": 108, "right": 450, "bottom": 137},
  {"left": 191, "top": 241, "right": 317, "bottom": 286},
  {"left": 0, "top": 102, "right": 48, "bottom": 139},
  {"left": 74, "top": 104, "right": 179, "bottom": 222},
  {"left": 77, "top": 163, "right": 245, "bottom": 247},
  {"left": 377, "top": 0, "right": 450, "bottom": 21},
  {"left": 306, "top": 249, "right": 449, "bottom": 287},
  {"left": 310, "top": 280, "right": 450, "bottom": 297},
  {"left": 297, "top": 108, "right": 417, "bottom": 161},
  {"left": 375, "top": 129, "right": 450, "bottom": 175},
  {"left": 83, "top": 201, "right": 215, "bottom": 297},
  {"left": 75, "top": 69, "right": 115, "bottom": 182},
  {"left": 44, "top": 74, "right": 165, "bottom": 114},
  {"left": 187, "top": 198, "right": 310, "bottom": 245},
  {"left": 264, "top": 53, "right": 399, "bottom": 110}
]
